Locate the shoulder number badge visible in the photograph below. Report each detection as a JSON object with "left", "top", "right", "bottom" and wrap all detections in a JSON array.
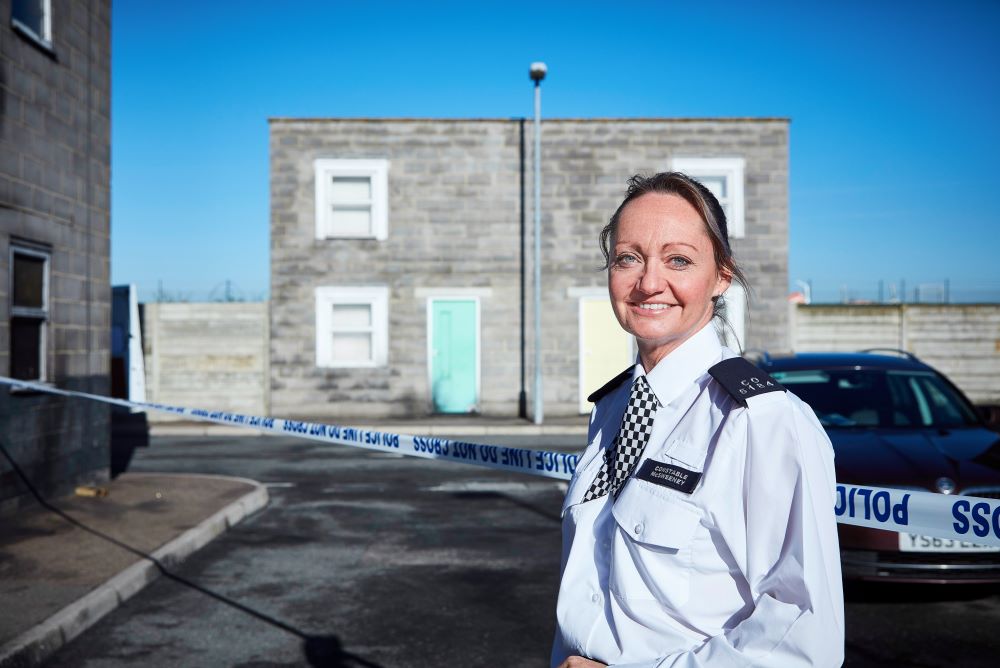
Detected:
[{"left": 708, "top": 357, "right": 785, "bottom": 406}]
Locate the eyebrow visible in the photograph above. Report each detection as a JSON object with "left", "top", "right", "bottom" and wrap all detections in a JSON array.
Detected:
[{"left": 615, "top": 241, "right": 699, "bottom": 251}]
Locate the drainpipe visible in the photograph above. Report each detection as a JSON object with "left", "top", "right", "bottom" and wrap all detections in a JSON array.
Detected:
[
  {"left": 518, "top": 118, "right": 527, "bottom": 419},
  {"left": 530, "top": 62, "right": 547, "bottom": 425}
]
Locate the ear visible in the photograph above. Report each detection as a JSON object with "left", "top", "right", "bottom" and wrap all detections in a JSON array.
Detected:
[{"left": 713, "top": 267, "right": 733, "bottom": 298}]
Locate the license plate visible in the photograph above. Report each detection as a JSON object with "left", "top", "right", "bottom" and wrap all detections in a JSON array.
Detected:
[{"left": 899, "top": 534, "right": 1000, "bottom": 553}]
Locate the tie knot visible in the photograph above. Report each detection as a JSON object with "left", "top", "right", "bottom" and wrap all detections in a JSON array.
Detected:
[{"left": 630, "top": 375, "right": 660, "bottom": 410}]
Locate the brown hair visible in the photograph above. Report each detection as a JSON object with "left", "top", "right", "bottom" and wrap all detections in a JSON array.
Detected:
[{"left": 599, "top": 171, "right": 750, "bottom": 330}]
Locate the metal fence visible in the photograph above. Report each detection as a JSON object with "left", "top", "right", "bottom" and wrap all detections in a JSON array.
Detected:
[{"left": 792, "top": 279, "right": 999, "bottom": 305}]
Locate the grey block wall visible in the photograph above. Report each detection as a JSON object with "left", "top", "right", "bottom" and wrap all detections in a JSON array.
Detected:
[
  {"left": 270, "top": 118, "right": 788, "bottom": 420},
  {"left": 0, "top": 0, "right": 112, "bottom": 510}
]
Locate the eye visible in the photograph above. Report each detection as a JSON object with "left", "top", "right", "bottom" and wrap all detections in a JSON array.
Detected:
[
  {"left": 614, "top": 252, "right": 639, "bottom": 267},
  {"left": 667, "top": 255, "right": 692, "bottom": 268}
]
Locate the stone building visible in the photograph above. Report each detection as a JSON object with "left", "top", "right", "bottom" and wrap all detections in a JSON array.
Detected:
[
  {"left": 269, "top": 117, "right": 788, "bottom": 420},
  {"left": 0, "top": 0, "right": 112, "bottom": 509}
]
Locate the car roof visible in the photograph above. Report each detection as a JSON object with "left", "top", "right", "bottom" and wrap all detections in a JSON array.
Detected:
[{"left": 757, "top": 352, "right": 933, "bottom": 372}]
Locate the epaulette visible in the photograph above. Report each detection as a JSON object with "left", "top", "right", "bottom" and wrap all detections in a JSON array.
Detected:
[
  {"left": 708, "top": 357, "right": 785, "bottom": 407},
  {"left": 587, "top": 365, "right": 635, "bottom": 404}
]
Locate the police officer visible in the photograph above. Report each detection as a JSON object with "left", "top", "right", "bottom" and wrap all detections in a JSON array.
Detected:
[{"left": 552, "top": 173, "right": 844, "bottom": 668}]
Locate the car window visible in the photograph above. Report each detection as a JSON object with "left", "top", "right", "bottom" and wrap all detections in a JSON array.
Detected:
[
  {"left": 771, "top": 368, "right": 979, "bottom": 429},
  {"left": 890, "top": 371, "right": 977, "bottom": 428},
  {"left": 885, "top": 373, "right": 926, "bottom": 426}
]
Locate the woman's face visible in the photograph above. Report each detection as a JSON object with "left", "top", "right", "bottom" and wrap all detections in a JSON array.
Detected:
[{"left": 608, "top": 192, "right": 731, "bottom": 370}]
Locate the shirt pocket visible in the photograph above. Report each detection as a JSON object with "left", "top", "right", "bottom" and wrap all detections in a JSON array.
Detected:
[
  {"left": 661, "top": 438, "right": 706, "bottom": 473},
  {"left": 609, "top": 480, "right": 703, "bottom": 607}
]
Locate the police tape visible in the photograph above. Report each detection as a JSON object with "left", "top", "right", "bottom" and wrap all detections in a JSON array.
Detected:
[
  {"left": 0, "top": 376, "right": 578, "bottom": 481},
  {"left": 834, "top": 484, "right": 1000, "bottom": 548},
  {"left": 4, "top": 374, "right": 1000, "bottom": 548}
]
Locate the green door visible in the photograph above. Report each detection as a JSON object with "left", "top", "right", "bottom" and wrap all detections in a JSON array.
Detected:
[{"left": 430, "top": 299, "right": 478, "bottom": 413}]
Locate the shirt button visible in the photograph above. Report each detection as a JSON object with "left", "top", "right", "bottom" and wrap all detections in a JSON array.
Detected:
[
  {"left": 634, "top": 523, "right": 644, "bottom": 535},
  {"left": 591, "top": 593, "right": 600, "bottom": 603}
]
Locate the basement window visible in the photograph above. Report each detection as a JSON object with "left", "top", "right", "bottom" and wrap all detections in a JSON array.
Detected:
[{"left": 10, "top": 244, "right": 50, "bottom": 381}]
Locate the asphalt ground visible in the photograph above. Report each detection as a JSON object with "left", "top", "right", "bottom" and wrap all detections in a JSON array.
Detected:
[
  {"left": 44, "top": 434, "right": 574, "bottom": 667},
  {"left": 44, "top": 433, "right": 1000, "bottom": 667}
]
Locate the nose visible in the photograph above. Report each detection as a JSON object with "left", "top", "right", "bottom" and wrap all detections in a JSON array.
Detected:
[{"left": 637, "top": 260, "right": 667, "bottom": 295}]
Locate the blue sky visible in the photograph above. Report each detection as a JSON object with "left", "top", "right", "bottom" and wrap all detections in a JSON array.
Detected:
[{"left": 111, "top": 1, "right": 1000, "bottom": 303}]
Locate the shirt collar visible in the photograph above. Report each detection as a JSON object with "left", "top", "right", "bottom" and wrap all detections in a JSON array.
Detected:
[{"left": 632, "top": 322, "right": 724, "bottom": 407}]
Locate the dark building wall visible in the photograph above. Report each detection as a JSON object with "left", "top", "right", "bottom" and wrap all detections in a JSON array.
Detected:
[
  {"left": 270, "top": 118, "right": 789, "bottom": 419},
  {"left": 0, "top": 0, "right": 112, "bottom": 510}
]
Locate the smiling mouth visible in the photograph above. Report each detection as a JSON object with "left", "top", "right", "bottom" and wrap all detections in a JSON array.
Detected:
[{"left": 632, "top": 303, "right": 674, "bottom": 312}]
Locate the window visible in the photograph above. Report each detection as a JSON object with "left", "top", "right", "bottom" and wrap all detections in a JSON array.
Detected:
[
  {"left": 314, "top": 159, "right": 389, "bottom": 240},
  {"left": 10, "top": 244, "right": 50, "bottom": 381},
  {"left": 11, "top": 0, "right": 52, "bottom": 50},
  {"left": 671, "top": 157, "right": 745, "bottom": 238},
  {"left": 315, "top": 286, "right": 389, "bottom": 368}
]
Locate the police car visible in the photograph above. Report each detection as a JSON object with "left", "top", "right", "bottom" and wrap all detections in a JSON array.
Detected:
[{"left": 756, "top": 350, "right": 1000, "bottom": 583}]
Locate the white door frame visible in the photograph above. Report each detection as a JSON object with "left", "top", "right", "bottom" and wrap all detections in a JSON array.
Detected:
[{"left": 574, "top": 287, "right": 635, "bottom": 414}]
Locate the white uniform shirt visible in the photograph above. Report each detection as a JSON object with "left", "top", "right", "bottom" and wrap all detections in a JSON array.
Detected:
[{"left": 552, "top": 323, "right": 844, "bottom": 668}]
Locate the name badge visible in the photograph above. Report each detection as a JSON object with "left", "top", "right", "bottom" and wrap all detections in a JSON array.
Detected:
[{"left": 634, "top": 459, "right": 702, "bottom": 494}]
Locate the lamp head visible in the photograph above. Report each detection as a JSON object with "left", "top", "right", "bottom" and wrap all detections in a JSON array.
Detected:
[{"left": 529, "top": 62, "right": 547, "bottom": 83}]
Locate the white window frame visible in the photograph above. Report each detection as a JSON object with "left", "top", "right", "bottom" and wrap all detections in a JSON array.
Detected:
[
  {"left": 315, "top": 286, "right": 389, "bottom": 368},
  {"left": 11, "top": 0, "right": 53, "bottom": 51},
  {"left": 314, "top": 159, "right": 389, "bottom": 241},
  {"left": 671, "top": 156, "right": 745, "bottom": 239},
  {"left": 10, "top": 243, "right": 51, "bottom": 381}
]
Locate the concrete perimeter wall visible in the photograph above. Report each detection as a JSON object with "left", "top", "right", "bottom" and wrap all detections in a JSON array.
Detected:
[
  {"left": 792, "top": 304, "right": 1000, "bottom": 404},
  {"left": 143, "top": 303, "right": 269, "bottom": 421}
]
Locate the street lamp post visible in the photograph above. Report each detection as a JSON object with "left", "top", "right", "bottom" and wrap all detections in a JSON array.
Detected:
[{"left": 529, "top": 62, "right": 546, "bottom": 425}]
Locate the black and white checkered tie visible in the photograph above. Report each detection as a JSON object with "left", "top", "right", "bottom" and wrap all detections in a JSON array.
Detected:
[{"left": 582, "top": 375, "right": 660, "bottom": 502}]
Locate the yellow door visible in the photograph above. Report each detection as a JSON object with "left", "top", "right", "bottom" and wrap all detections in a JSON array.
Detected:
[{"left": 580, "top": 297, "right": 634, "bottom": 413}]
